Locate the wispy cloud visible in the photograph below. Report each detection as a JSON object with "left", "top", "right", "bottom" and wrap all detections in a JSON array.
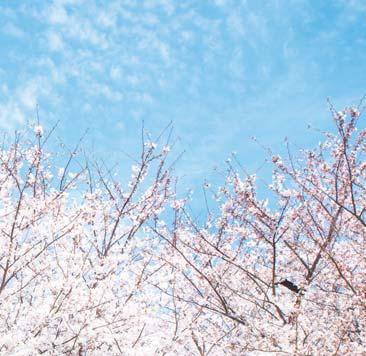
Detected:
[
  {"left": 47, "top": 31, "right": 64, "bottom": 51},
  {"left": 0, "top": 0, "right": 364, "bottom": 193}
]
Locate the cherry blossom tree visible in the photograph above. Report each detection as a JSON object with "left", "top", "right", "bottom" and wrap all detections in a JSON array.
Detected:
[
  {"left": 0, "top": 125, "right": 176, "bottom": 355},
  {"left": 154, "top": 105, "right": 366, "bottom": 355},
  {"left": 1, "top": 105, "right": 365, "bottom": 355}
]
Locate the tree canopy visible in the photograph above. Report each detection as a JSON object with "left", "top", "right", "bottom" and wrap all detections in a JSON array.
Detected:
[{"left": 0, "top": 106, "right": 365, "bottom": 355}]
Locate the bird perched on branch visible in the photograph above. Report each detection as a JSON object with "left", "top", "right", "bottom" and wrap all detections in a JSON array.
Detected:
[{"left": 276, "top": 279, "right": 302, "bottom": 294}]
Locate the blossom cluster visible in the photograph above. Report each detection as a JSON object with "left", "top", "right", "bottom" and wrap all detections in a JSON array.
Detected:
[{"left": 0, "top": 109, "right": 365, "bottom": 355}]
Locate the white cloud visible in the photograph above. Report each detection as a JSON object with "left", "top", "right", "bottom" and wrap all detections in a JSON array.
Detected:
[
  {"left": 20, "top": 83, "right": 38, "bottom": 110},
  {"left": 35, "top": 57, "right": 66, "bottom": 84},
  {"left": 48, "top": 4, "right": 68, "bottom": 25},
  {"left": 0, "top": 0, "right": 294, "bottom": 135},
  {"left": 0, "top": 103, "right": 25, "bottom": 129},
  {"left": 91, "top": 83, "right": 123, "bottom": 102},
  {"left": 97, "top": 11, "right": 117, "bottom": 28},
  {"left": 0, "top": 78, "right": 51, "bottom": 129},
  {"left": 1, "top": 84, "right": 9, "bottom": 95},
  {"left": 110, "top": 66, "right": 122, "bottom": 80},
  {"left": 213, "top": 0, "right": 228, "bottom": 6},
  {"left": 47, "top": 31, "right": 64, "bottom": 51}
]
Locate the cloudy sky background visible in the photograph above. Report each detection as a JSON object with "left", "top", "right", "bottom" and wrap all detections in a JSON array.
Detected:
[{"left": 1, "top": 0, "right": 366, "bottom": 204}]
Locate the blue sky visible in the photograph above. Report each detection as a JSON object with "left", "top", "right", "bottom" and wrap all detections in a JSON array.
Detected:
[{"left": 1, "top": 0, "right": 366, "bottom": 199}]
